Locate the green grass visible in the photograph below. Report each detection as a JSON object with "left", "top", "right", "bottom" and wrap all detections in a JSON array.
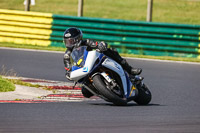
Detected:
[
  {"left": 0, "top": 75, "right": 47, "bottom": 92},
  {"left": 0, "top": 0, "right": 200, "bottom": 25},
  {"left": 120, "top": 53, "right": 200, "bottom": 63},
  {"left": 0, "top": 65, "right": 41, "bottom": 91},
  {"left": 6, "top": 78, "right": 41, "bottom": 88},
  {"left": 0, "top": 76, "right": 15, "bottom": 92},
  {"left": 5, "top": 77, "right": 54, "bottom": 91}
]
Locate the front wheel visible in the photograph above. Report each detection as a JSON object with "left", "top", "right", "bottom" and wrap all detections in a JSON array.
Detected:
[
  {"left": 134, "top": 84, "right": 152, "bottom": 105},
  {"left": 92, "top": 74, "right": 127, "bottom": 106}
]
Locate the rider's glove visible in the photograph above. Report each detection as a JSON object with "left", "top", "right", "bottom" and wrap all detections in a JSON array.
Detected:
[
  {"left": 86, "top": 39, "right": 97, "bottom": 48},
  {"left": 98, "top": 41, "right": 107, "bottom": 52},
  {"left": 74, "top": 40, "right": 82, "bottom": 48}
]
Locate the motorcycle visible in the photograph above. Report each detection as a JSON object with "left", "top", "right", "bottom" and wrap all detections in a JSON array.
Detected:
[{"left": 68, "top": 46, "right": 152, "bottom": 106}]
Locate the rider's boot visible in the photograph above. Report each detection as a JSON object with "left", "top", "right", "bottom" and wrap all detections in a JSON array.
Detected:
[
  {"left": 130, "top": 68, "right": 142, "bottom": 75},
  {"left": 121, "top": 59, "right": 142, "bottom": 76}
]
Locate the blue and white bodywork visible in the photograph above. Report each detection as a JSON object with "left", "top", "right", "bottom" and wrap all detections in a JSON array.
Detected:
[{"left": 69, "top": 46, "right": 136, "bottom": 99}]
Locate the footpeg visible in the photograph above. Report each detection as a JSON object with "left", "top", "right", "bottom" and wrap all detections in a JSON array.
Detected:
[{"left": 131, "top": 76, "right": 144, "bottom": 84}]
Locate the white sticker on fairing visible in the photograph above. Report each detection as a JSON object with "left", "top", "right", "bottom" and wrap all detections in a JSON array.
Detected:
[{"left": 83, "top": 67, "right": 88, "bottom": 72}]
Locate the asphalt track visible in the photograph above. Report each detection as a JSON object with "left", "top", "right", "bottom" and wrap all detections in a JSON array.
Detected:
[{"left": 0, "top": 47, "right": 200, "bottom": 133}]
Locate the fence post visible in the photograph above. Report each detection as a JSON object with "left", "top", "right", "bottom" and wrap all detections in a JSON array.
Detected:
[
  {"left": 147, "top": 0, "right": 153, "bottom": 22},
  {"left": 78, "top": 0, "right": 84, "bottom": 17},
  {"left": 25, "top": 0, "right": 31, "bottom": 11}
]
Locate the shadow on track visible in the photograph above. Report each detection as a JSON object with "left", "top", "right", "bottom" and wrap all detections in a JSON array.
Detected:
[{"left": 88, "top": 102, "right": 160, "bottom": 107}]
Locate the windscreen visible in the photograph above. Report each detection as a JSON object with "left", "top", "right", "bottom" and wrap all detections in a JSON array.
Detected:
[{"left": 70, "top": 46, "right": 87, "bottom": 68}]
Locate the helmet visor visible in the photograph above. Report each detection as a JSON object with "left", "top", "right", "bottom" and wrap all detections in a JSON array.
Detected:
[{"left": 64, "top": 35, "right": 81, "bottom": 48}]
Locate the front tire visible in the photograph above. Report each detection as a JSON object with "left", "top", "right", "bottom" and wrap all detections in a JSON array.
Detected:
[
  {"left": 81, "top": 86, "right": 94, "bottom": 98},
  {"left": 93, "top": 74, "right": 127, "bottom": 106}
]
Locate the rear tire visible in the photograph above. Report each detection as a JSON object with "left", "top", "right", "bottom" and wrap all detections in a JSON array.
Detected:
[
  {"left": 134, "top": 84, "right": 151, "bottom": 105},
  {"left": 93, "top": 74, "right": 127, "bottom": 106}
]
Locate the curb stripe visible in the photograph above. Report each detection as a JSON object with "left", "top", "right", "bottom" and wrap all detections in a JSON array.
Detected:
[
  {"left": 47, "top": 94, "right": 84, "bottom": 98},
  {"left": 47, "top": 86, "right": 81, "bottom": 90},
  {"left": 21, "top": 79, "right": 55, "bottom": 83}
]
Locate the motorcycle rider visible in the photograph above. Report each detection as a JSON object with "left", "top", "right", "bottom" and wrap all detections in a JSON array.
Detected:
[{"left": 63, "top": 27, "right": 142, "bottom": 98}]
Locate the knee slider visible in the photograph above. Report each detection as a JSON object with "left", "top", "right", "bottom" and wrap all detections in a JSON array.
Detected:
[{"left": 64, "top": 51, "right": 71, "bottom": 60}]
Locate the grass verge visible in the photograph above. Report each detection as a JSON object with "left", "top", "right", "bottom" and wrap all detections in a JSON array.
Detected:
[
  {"left": 120, "top": 53, "right": 200, "bottom": 63},
  {"left": 0, "top": 63, "right": 51, "bottom": 91},
  {"left": 6, "top": 78, "right": 54, "bottom": 91},
  {"left": 0, "top": 76, "right": 15, "bottom": 92},
  {"left": 0, "top": 75, "right": 44, "bottom": 92},
  {"left": 1, "top": 43, "right": 200, "bottom": 63},
  {"left": 0, "top": 0, "right": 200, "bottom": 25},
  {"left": 6, "top": 78, "right": 41, "bottom": 88}
]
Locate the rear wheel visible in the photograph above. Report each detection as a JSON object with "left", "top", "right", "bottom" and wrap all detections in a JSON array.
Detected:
[
  {"left": 92, "top": 74, "right": 127, "bottom": 106},
  {"left": 134, "top": 84, "right": 151, "bottom": 105}
]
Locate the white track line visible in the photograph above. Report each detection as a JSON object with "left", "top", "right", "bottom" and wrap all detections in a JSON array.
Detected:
[{"left": 125, "top": 57, "right": 200, "bottom": 65}]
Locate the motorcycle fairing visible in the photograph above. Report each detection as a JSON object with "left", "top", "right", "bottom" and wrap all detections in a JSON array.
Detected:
[
  {"left": 125, "top": 72, "right": 136, "bottom": 97},
  {"left": 69, "top": 46, "right": 136, "bottom": 98},
  {"left": 102, "top": 58, "right": 135, "bottom": 98},
  {"left": 70, "top": 50, "right": 101, "bottom": 81}
]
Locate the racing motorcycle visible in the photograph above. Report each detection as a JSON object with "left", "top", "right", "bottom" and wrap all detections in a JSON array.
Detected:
[{"left": 68, "top": 46, "right": 152, "bottom": 106}]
